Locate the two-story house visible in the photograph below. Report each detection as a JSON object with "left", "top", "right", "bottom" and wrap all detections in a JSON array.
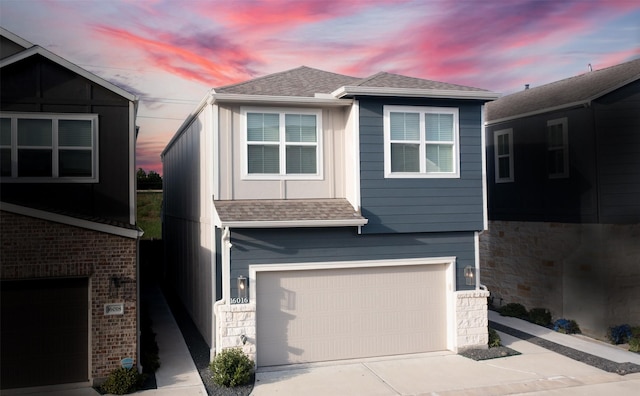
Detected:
[
  {"left": 0, "top": 28, "right": 142, "bottom": 391},
  {"left": 162, "top": 66, "right": 499, "bottom": 367},
  {"left": 482, "top": 58, "right": 640, "bottom": 338}
]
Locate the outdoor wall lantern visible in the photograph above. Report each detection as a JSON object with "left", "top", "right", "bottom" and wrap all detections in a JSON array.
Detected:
[
  {"left": 237, "top": 275, "right": 248, "bottom": 300},
  {"left": 464, "top": 266, "right": 475, "bottom": 286}
]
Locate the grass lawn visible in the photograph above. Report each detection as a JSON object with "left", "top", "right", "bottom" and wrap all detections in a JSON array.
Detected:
[{"left": 137, "top": 191, "right": 162, "bottom": 239}]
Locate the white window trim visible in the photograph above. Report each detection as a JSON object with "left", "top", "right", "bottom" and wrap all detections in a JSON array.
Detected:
[
  {"left": 0, "top": 112, "right": 99, "bottom": 183},
  {"left": 240, "top": 107, "right": 323, "bottom": 180},
  {"left": 494, "top": 128, "right": 514, "bottom": 183},
  {"left": 383, "top": 105, "right": 460, "bottom": 179},
  {"left": 547, "top": 117, "right": 569, "bottom": 179}
]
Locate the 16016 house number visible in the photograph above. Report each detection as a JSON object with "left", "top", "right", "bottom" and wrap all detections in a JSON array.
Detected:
[{"left": 231, "top": 297, "right": 249, "bottom": 304}]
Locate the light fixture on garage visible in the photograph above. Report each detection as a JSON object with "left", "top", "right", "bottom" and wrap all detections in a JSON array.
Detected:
[
  {"left": 237, "top": 275, "right": 248, "bottom": 300},
  {"left": 464, "top": 266, "right": 475, "bottom": 286}
]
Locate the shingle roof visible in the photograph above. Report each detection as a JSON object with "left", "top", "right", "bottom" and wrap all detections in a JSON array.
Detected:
[
  {"left": 214, "top": 66, "right": 491, "bottom": 97},
  {"left": 214, "top": 198, "right": 367, "bottom": 227},
  {"left": 353, "top": 71, "right": 490, "bottom": 92},
  {"left": 215, "top": 66, "right": 361, "bottom": 97},
  {"left": 486, "top": 58, "right": 640, "bottom": 123}
]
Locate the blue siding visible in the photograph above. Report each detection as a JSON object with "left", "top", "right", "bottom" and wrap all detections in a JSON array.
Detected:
[
  {"left": 359, "top": 98, "right": 485, "bottom": 234},
  {"left": 229, "top": 227, "right": 477, "bottom": 292}
]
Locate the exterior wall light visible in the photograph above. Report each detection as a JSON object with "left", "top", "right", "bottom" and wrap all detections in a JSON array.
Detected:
[
  {"left": 237, "top": 275, "right": 248, "bottom": 300},
  {"left": 464, "top": 266, "right": 475, "bottom": 286}
]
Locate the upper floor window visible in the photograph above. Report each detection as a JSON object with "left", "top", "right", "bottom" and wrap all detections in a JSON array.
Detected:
[
  {"left": 547, "top": 118, "right": 568, "bottom": 179},
  {"left": 494, "top": 128, "right": 514, "bottom": 183},
  {"left": 242, "top": 108, "right": 322, "bottom": 179},
  {"left": 384, "top": 105, "right": 459, "bottom": 178},
  {"left": 0, "top": 113, "right": 98, "bottom": 183}
]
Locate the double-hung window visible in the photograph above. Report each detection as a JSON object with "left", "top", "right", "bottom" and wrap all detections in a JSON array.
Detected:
[
  {"left": 0, "top": 113, "right": 98, "bottom": 182},
  {"left": 384, "top": 106, "right": 459, "bottom": 178},
  {"left": 494, "top": 128, "right": 514, "bottom": 183},
  {"left": 243, "top": 108, "right": 322, "bottom": 179},
  {"left": 547, "top": 118, "right": 568, "bottom": 178}
]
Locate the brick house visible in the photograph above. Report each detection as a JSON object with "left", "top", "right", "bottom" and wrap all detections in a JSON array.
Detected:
[{"left": 0, "top": 27, "right": 142, "bottom": 391}]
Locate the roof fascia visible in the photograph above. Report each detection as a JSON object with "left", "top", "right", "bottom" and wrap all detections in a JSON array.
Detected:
[
  {"left": 211, "top": 93, "right": 353, "bottom": 107},
  {"left": 487, "top": 73, "right": 640, "bottom": 125},
  {"left": 221, "top": 218, "right": 369, "bottom": 228},
  {"left": 0, "top": 46, "right": 137, "bottom": 102},
  {"left": 0, "top": 27, "right": 33, "bottom": 48},
  {"left": 332, "top": 86, "right": 501, "bottom": 101},
  {"left": 1, "top": 202, "right": 143, "bottom": 239}
]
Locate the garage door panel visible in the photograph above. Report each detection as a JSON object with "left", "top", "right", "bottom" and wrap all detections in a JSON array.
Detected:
[{"left": 256, "top": 264, "right": 447, "bottom": 366}]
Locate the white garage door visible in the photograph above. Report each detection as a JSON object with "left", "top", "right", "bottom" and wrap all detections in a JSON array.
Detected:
[{"left": 256, "top": 264, "right": 447, "bottom": 366}]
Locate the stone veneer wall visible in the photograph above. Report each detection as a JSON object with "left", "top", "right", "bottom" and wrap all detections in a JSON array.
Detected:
[
  {"left": 0, "top": 211, "right": 138, "bottom": 382},
  {"left": 480, "top": 220, "right": 640, "bottom": 338},
  {"left": 215, "top": 290, "right": 491, "bottom": 362},
  {"left": 216, "top": 303, "right": 257, "bottom": 363},
  {"left": 455, "top": 290, "right": 490, "bottom": 351}
]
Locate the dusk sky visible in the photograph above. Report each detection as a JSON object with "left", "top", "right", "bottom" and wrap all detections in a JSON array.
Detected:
[{"left": 2, "top": 0, "right": 639, "bottom": 175}]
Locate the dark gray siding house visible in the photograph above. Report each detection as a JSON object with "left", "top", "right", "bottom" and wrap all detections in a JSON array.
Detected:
[
  {"left": 162, "top": 66, "right": 499, "bottom": 367},
  {"left": 0, "top": 27, "right": 141, "bottom": 391},
  {"left": 482, "top": 58, "right": 640, "bottom": 338}
]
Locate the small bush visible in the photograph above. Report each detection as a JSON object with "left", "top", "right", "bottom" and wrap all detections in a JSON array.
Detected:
[
  {"left": 628, "top": 336, "right": 640, "bottom": 353},
  {"left": 499, "top": 303, "right": 528, "bottom": 319},
  {"left": 528, "top": 308, "right": 552, "bottom": 327},
  {"left": 100, "top": 367, "right": 143, "bottom": 395},
  {"left": 488, "top": 328, "right": 501, "bottom": 348},
  {"left": 211, "top": 348, "right": 254, "bottom": 387},
  {"left": 553, "top": 319, "right": 581, "bottom": 334},
  {"left": 608, "top": 324, "right": 633, "bottom": 345}
]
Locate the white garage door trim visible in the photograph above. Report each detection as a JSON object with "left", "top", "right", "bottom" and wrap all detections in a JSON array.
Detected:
[{"left": 250, "top": 257, "right": 457, "bottom": 365}]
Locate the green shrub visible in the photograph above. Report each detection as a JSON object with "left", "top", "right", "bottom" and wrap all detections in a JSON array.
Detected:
[
  {"left": 100, "top": 367, "right": 143, "bottom": 395},
  {"left": 211, "top": 348, "right": 254, "bottom": 387},
  {"left": 488, "top": 328, "right": 501, "bottom": 348},
  {"left": 608, "top": 324, "right": 633, "bottom": 345},
  {"left": 499, "top": 303, "right": 528, "bottom": 319},
  {"left": 554, "top": 319, "right": 581, "bottom": 334},
  {"left": 528, "top": 308, "right": 552, "bottom": 327}
]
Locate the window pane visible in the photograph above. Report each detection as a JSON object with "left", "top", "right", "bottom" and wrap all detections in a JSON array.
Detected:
[
  {"left": 59, "top": 120, "right": 92, "bottom": 147},
  {"left": 1, "top": 118, "right": 11, "bottom": 145},
  {"left": 390, "top": 112, "right": 419, "bottom": 141},
  {"left": 18, "top": 149, "right": 52, "bottom": 176},
  {"left": 248, "top": 145, "right": 279, "bottom": 173},
  {"left": 548, "top": 125, "right": 563, "bottom": 147},
  {"left": 286, "top": 146, "right": 316, "bottom": 174},
  {"left": 391, "top": 143, "right": 419, "bottom": 172},
  {"left": 18, "top": 119, "right": 52, "bottom": 146},
  {"left": 59, "top": 150, "right": 92, "bottom": 177},
  {"left": 1, "top": 148, "right": 11, "bottom": 176},
  {"left": 426, "top": 113, "right": 453, "bottom": 141},
  {"left": 497, "top": 134, "right": 509, "bottom": 155},
  {"left": 548, "top": 149, "right": 564, "bottom": 174},
  {"left": 285, "top": 114, "right": 316, "bottom": 143},
  {"left": 247, "top": 113, "right": 279, "bottom": 142},
  {"left": 498, "top": 157, "right": 510, "bottom": 179},
  {"left": 426, "top": 144, "right": 453, "bottom": 172}
]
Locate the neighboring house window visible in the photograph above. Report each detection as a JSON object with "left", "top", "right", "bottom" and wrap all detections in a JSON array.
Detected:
[
  {"left": 547, "top": 118, "right": 569, "bottom": 178},
  {"left": 242, "top": 108, "right": 322, "bottom": 179},
  {"left": 494, "top": 128, "right": 514, "bottom": 183},
  {"left": 0, "top": 113, "right": 98, "bottom": 182},
  {"left": 384, "top": 105, "right": 459, "bottom": 178}
]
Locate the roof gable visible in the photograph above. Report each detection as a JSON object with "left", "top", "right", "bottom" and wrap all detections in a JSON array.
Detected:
[
  {"left": 487, "top": 58, "right": 640, "bottom": 123},
  {"left": 0, "top": 41, "right": 137, "bottom": 102}
]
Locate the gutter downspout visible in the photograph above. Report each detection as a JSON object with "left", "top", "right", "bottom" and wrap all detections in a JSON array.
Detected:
[{"left": 212, "top": 226, "right": 231, "bottom": 359}]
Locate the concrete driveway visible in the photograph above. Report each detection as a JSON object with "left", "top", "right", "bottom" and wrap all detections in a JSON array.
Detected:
[{"left": 250, "top": 331, "right": 640, "bottom": 396}]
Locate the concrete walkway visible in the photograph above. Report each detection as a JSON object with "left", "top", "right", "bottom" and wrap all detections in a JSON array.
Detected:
[{"left": 250, "top": 313, "right": 640, "bottom": 396}]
